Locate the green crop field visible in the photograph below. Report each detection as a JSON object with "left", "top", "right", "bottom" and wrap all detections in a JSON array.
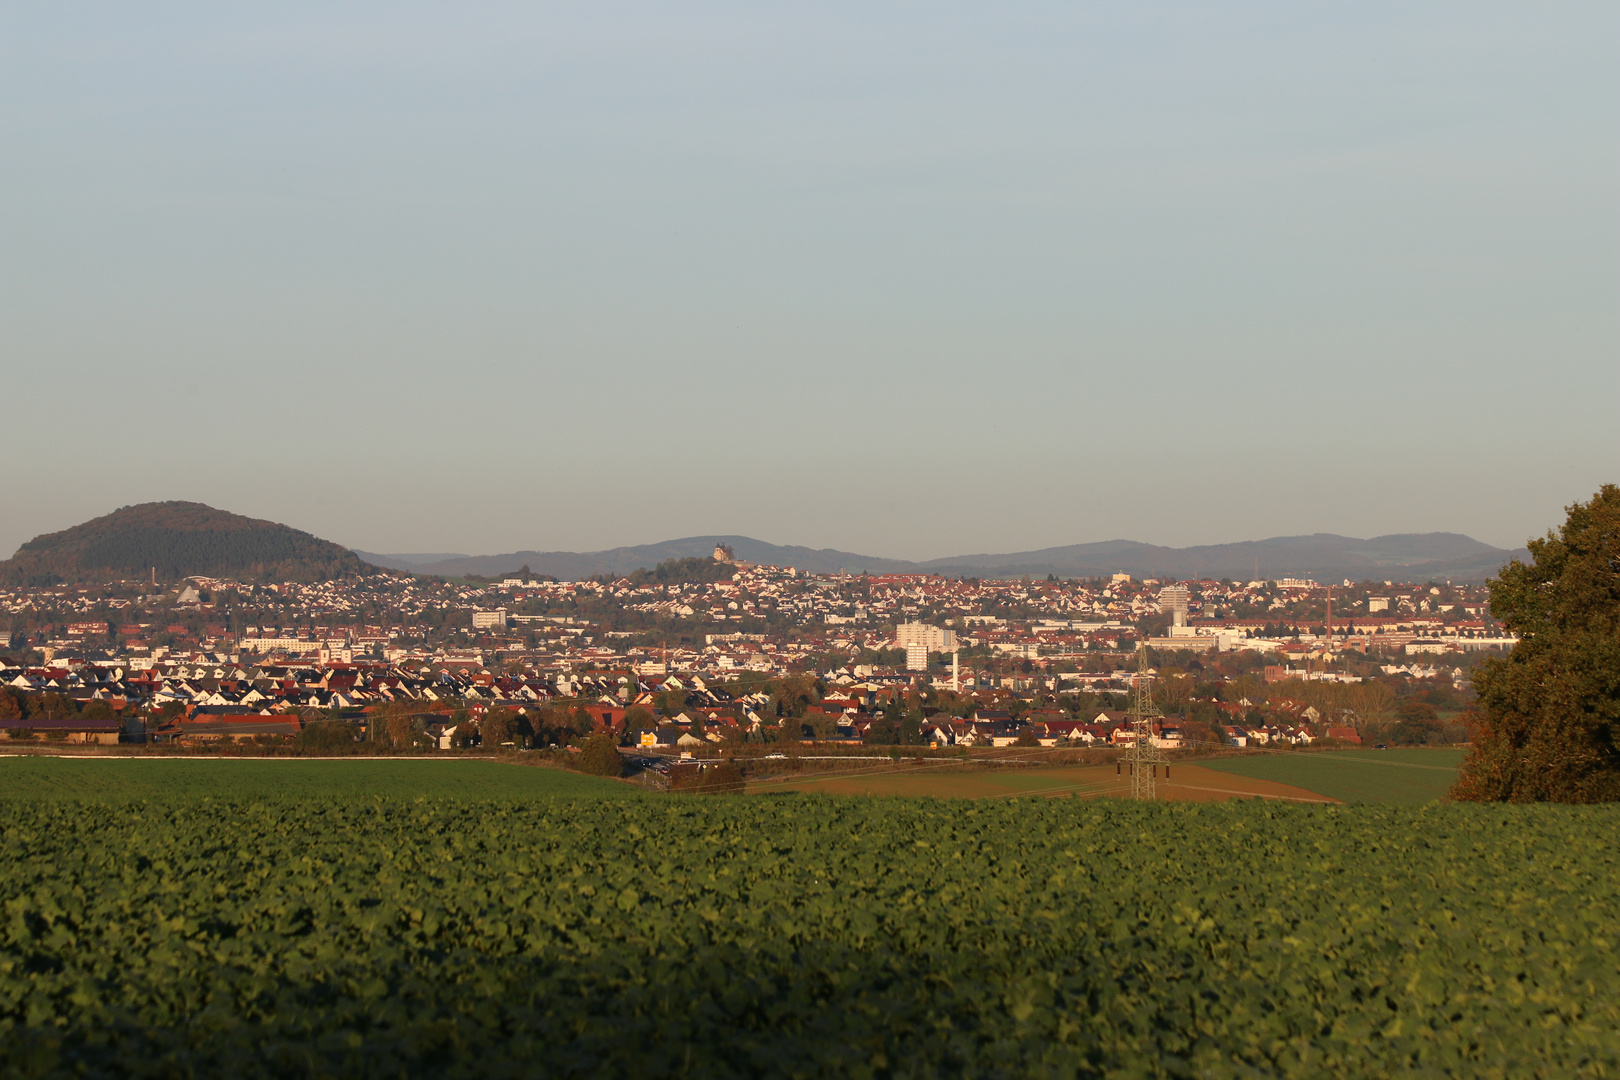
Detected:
[
  {"left": 2, "top": 794, "right": 1615, "bottom": 1078},
  {"left": 0, "top": 757, "right": 635, "bottom": 801},
  {"left": 1200, "top": 748, "right": 1466, "bottom": 804}
]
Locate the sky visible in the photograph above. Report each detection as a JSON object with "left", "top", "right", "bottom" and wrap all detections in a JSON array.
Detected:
[{"left": 2, "top": 2, "right": 1615, "bottom": 561}]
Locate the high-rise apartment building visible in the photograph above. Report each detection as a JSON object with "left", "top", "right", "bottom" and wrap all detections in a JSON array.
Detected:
[
  {"left": 472, "top": 609, "right": 508, "bottom": 630},
  {"left": 1156, "top": 585, "right": 1189, "bottom": 625},
  {"left": 895, "top": 622, "right": 956, "bottom": 652}
]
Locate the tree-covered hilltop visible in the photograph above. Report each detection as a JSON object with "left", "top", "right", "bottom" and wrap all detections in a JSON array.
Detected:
[
  {"left": 0, "top": 502, "right": 375, "bottom": 585},
  {"left": 588, "top": 556, "right": 738, "bottom": 587}
]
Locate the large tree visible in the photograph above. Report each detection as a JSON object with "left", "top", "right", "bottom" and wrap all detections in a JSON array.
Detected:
[
  {"left": 480, "top": 707, "right": 517, "bottom": 748},
  {"left": 1452, "top": 485, "right": 1620, "bottom": 802}
]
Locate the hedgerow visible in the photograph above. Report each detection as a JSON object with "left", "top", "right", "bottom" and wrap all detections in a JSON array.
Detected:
[{"left": 1, "top": 798, "right": 1616, "bottom": 1078}]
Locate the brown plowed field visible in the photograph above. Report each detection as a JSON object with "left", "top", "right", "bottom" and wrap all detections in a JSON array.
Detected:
[{"left": 748, "top": 763, "right": 1333, "bottom": 803}]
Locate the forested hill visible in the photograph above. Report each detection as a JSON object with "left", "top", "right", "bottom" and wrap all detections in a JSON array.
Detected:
[{"left": 0, "top": 502, "right": 375, "bottom": 585}]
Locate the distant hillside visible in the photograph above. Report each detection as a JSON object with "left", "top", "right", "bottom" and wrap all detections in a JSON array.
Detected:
[
  {"left": 911, "top": 533, "right": 1525, "bottom": 583},
  {"left": 353, "top": 537, "right": 914, "bottom": 580},
  {"left": 358, "top": 531, "right": 1526, "bottom": 583},
  {"left": 2, "top": 502, "right": 374, "bottom": 585}
]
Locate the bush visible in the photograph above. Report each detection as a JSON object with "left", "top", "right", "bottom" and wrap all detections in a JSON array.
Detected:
[
  {"left": 297, "top": 721, "right": 359, "bottom": 754},
  {"left": 575, "top": 732, "right": 624, "bottom": 777},
  {"left": 669, "top": 759, "right": 744, "bottom": 794},
  {"left": 1391, "top": 702, "right": 1443, "bottom": 745}
]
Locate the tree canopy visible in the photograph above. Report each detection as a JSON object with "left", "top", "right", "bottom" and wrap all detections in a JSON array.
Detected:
[{"left": 1452, "top": 485, "right": 1620, "bottom": 803}]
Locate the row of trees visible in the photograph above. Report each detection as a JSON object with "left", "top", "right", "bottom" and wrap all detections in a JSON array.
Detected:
[
  {"left": 0, "top": 687, "right": 111, "bottom": 723},
  {"left": 356, "top": 701, "right": 604, "bottom": 751},
  {"left": 0, "top": 687, "right": 123, "bottom": 739},
  {"left": 294, "top": 701, "right": 626, "bottom": 759}
]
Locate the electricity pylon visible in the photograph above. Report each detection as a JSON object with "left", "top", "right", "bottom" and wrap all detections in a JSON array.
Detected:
[{"left": 1125, "top": 643, "right": 1165, "bottom": 799}]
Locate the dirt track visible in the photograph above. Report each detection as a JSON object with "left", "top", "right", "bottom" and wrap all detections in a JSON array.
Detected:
[{"left": 750, "top": 763, "right": 1334, "bottom": 803}]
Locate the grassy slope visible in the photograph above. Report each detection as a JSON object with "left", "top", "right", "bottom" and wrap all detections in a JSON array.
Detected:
[
  {"left": 1199, "top": 748, "right": 1465, "bottom": 804},
  {"left": 0, "top": 757, "right": 638, "bottom": 800}
]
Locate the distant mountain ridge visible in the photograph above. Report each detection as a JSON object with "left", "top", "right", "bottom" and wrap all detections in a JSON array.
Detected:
[
  {"left": 2, "top": 502, "right": 374, "bottom": 585},
  {"left": 356, "top": 531, "right": 1527, "bottom": 583},
  {"left": 4, "top": 505, "right": 1524, "bottom": 588}
]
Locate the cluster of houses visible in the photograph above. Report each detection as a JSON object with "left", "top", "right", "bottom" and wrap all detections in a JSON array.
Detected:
[
  {"left": 1, "top": 558, "right": 1501, "bottom": 752},
  {"left": 632, "top": 702, "right": 1326, "bottom": 752},
  {"left": 1, "top": 653, "right": 1339, "bottom": 751}
]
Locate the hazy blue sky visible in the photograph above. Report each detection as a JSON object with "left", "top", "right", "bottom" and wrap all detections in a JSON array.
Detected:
[{"left": 3, "top": 2, "right": 1614, "bottom": 560}]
